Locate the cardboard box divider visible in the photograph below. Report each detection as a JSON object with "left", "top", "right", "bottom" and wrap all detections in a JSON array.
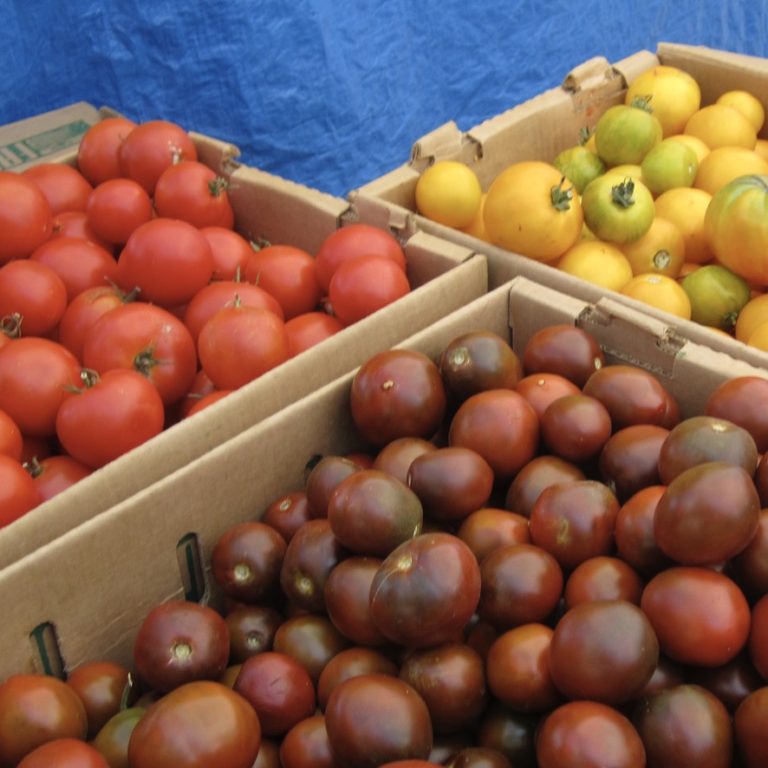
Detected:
[
  {"left": 350, "top": 42, "right": 768, "bottom": 369},
  {"left": 1, "top": 275, "right": 767, "bottom": 681},
  {"left": 0, "top": 107, "right": 497, "bottom": 571}
]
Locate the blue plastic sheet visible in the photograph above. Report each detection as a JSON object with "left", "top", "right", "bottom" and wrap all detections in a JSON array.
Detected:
[{"left": 1, "top": 0, "right": 766, "bottom": 197}]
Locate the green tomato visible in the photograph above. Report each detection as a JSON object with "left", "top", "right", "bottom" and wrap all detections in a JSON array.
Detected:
[
  {"left": 553, "top": 145, "right": 606, "bottom": 195},
  {"left": 681, "top": 263, "right": 751, "bottom": 330},
  {"left": 641, "top": 139, "right": 698, "bottom": 196},
  {"left": 595, "top": 103, "right": 663, "bottom": 166},
  {"left": 581, "top": 174, "right": 655, "bottom": 245}
]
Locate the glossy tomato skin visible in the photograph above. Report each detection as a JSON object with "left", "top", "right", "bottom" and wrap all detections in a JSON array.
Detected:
[
  {"left": 0, "top": 258, "right": 68, "bottom": 337},
  {"left": 211, "top": 521, "right": 287, "bottom": 604},
  {"left": 65, "top": 660, "right": 130, "bottom": 738},
  {"left": 234, "top": 651, "right": 316, "bottom": 738},
  {"left": 305, "top": 455, "right": 363, "bottom": 518},
  {"left": 0, "top": 171, "right": 53, "bottom": 262},
  {"left": 0, "top": 673, "right": 88, "bottom": 766},
  {"left": 641, "top": 566, "right": 751, "bottom": 667},
  {"left": 55, "top": 368, "right": 165, "bottom": 469},
  {"left": 279, "top": 714, "right": 334, "bottom": 768},
  {"left": 316, "top": 648, "right": 398, "bottom": 710},
  {"left": 29, "top": 235, "right": 119, "bottom": 304},
  {"left": 117, "top": 218, "right": 214, "bottom": 307},
  {"left": 370, "top": 532, "right": 481, "bottom": 649},
  {"left": 133, "top": 600, "right": 230, "bottom": 693},
  {"left": 732, "top": 509, "right": 768, "bottom": 598},
  {"left": 539, "top": 393, "right": 612, "bottom": 463},
  {"left": 536, "top": 700, "right": 646, "bottom": 768},
  {"left": 51, "top": 210, "right": 114, "bottom": 252},
  {"left": 83, "top": 301, "right": 198, "bottom": 406},
  {"left": 632, "top": 683, "right": 733, "bottom": 768},
  {"left": 748, "top": 594, "right": 768, "bottom": 681},
  {"left": 324, "top": 673, "right": 433, "bottom": 768},
  {"left": 654, "top": 461, "right": 760, "bottom": 565},
  {"left": 85, "top": 178, "right": 154, "bottom": 246},
  {"left": 516, "top": 372, "right": 581, "bottom": 421},
  {"left": 22, "top": 162, "right": 93, "bottom": 214},
  {"left": 154, "top": 160, "right": 235, "bottom": 229},
  {"left": 225, "top": 604, "right": 284, "bottom": 663},
  {"left": 457, "top": 507, "right": 531, "bottom": 562},
  {"left": 198, "top": 305, "right": 290, "bottom": 390},
  {"left": 0, "top": 337, "right": 81, "bottom": 437},
  {"left": 522, "top": 324, "right": 605, "bottom": 388},
  {"left": 705, "top": 375, "right": 768, "bottom": 453},
  {"left": 564, "top": 556, "right": 643, "bottom": 608},
  {"left": 504, "top": 455, "right": 585, "bottom": 517},
  {"left": 117, "top": 119, "right": 198, "bottom": 195},
  {"left": 329, "top": 254, "right": 411, "bottom": 326},
  {"left": 734, "top": 686, "right": 768, "bottom": 767},
  {"left": 127, "top": 680, "right": 261, "bottom": 768},
  {"left": 244, "top": 244, "right": 321, "bottom": 320},
  {"left": 91, "top": 706, "right": 145, "bottom": 768},
  {"left": 76, "top": 116, "right": 137, "bottom": 185},
  {"left": 16, "top": 737, "right": 109, "bottom": 767},
  {"left": 0, "top": 408, "right": 22, "bottom": 461},
  {"left": 285, "top": 311, "right": 344, "bottom": 356},
  {"left": 350, "top": 350, "right": 447, "bottom": 447},
  {"left": 314, "top": 223, "right": 407, "bottom": 295},
  {"left": 0, "top": 454, "right": 43, "bottom": 527},
  {"left": 614, "top": 485, "right": 672, "bottom": 576}
]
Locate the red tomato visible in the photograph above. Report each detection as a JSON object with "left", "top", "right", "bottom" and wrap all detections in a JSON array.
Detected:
[
  {"left": 0, "top": 337, "right": 81, "bottom": 436},
  {"left": 17, "top": 737, "right": 109, "bottom": 768},
  {"left": 117, "top": 218, "right": 214, "bottom": 307},
  {"left": 314, "top": 223, "right": 407, "bottom": 294},
  {"left": 177, "top": 368, "right": 217, "bottom": 419},
  {"left": 22, "top": 162, "right": 93, "bottom": 214},
  {"left": 0, "top": 454, "right": 42, "bottom": 526},
  {"left": 58, "top": 285, "right": 132, "bottom": 362},
  {"left": 25, "top": 454, "right": 92, "bottom": 503},
  {"left": 118, "top": 119, "right": 198, "bottom": 195},
  {"left": 735, "top": 686, "right": 768, "bottom": 767},
  {"left": 328, "top": 254, "right": 411, "bottom": 326},
  {"left": 127, "top": 681, "right": 261, "bottom": 768},
  {"left": 198, "top": 305, "right": 290, "bottom": 389},
  {"left": 0, "top": 259, "right": 67, "bottom": 337},
  {"left": 76, "top": 116, "right": 137, "bottom": 185},
  {"left": 0, "top": 171, "right": 53, "bottom": 262},
  {"left": 0, "top": 674, "right": 88, "bottom": 766},
  {"left": 0, "top": 408, "right": 23, "bottom": 461},
  {"left": 30, "top": 236, "right": 118, "bottom": 303},
  {"left": 185, "top": 390, "right": 231, "bottom": 417},
  {"left": 244, "top": 244, "right": 321, "bottom": 320},
  {"left": 182, "top": 280, "right": 284, "bottom": 345},
  {"left": 51, "top": 211, "right": 114, "bottom": 253},
  {"left": 82, "top": 302, "right": 198, "bottom": 406},
  {"left": 85, "top": 178, "right": 154, "bottom": 246},
  {"left": 641, "top": 566, "right": 751, "bottom": 667},
  {"left": 200, "top": 226, "right": 255, "bottom": 281},
  {"left": 55, "top": 368, "right": 165, "bottom": 469},
  {"left": 749, "top": 594, "right": 768, "bottom": 681},
  {"left": 154, "top": 160, "right": 235, "bottom": 229},
  {"left": 285, "top": 312, "right": 344, "bottom": 356}
]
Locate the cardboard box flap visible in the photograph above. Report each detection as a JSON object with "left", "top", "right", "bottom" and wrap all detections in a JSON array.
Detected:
[
  {"left": 561, "top": 56, "right": 615, "bottom": 93},
  {"left": 610, "top": 49, "right": 661, "bottom": 87},
  {"left": 347, "top": 187, "right": 418, "bottom": 232},
  {"left": 227, "top": 165, "right": 350, "bottom": 253},
  {"left": 409, "top": 121, "right": 468, "bottom": 167},
  {"left": 402, "top": 231, "right": 478, "bottom": 285},
  {"left": 0, "top": 102, "right": 102, "bottom": 171},
  {"left": 188, "top": 131, "right": 241, "bottom": 176}
]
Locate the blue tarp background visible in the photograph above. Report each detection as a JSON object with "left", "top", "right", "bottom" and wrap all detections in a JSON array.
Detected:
[{"left": 1, "top": 1, "right": 766, "bottom": 197}]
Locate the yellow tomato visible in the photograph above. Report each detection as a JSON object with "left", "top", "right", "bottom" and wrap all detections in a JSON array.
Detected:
[
  {"left": 654, "top": 187, "right": 714, "bottom": 264},
  {"left": 556, "top": 239, "right": 633, "bottom": 291},
  {"left": 747, "top": 319, "right": 768, "bottom": 351},
  {"left": 640, "top": 138, "right": 698, "bottom": 196},
  {"left": 602, "top": 164, "right": 645, "bottom": 184},
  {"left": 694, "top": 146, "right": 768, "bottom": 196},
  {"left": 621, "top": 273, "right": 692, "bottom": 320},
  {"left": 704, "top": 174, "right": 768, "bottom": 286},
  {"left": 735, "top": 293, "right": 768, "bottom": 342},
  {"left": 483, "top": 161, "right": 583, "bottom": 261},
  {"left": 667, "top": 134, "right": 710, "bottom": 165},
  {"left": 684, "top": 104, "right": 757, "bottom": 150},
  {"left": 460, "top": 192, "right": 492, "bottom": 242},
  {"left": 716, "top": 90, "right": 765, "bottom": 133},
  {"left": 625, "top": 65, "right": 702, "bottom": 137},
  {"left": 595, "top": 103, "right": 663, "bottom": 166},
  {"left": 755, "top": 139, "right": 768, "bottom": 163},
  {"left": 415, "top": 160, "right": 482, "bottom": 228},
  {"left": 619, "top": 216, "right": 685, "bottom": 277}
]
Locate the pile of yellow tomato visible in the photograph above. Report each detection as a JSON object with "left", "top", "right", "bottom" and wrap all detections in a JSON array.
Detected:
[{"left": 414, "top": 64, "right": 768, "bottom": 349}]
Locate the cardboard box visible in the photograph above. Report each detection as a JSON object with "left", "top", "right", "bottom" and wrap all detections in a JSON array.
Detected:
[
  {"left": 0, "top": 275, "right": 765, "bottom": 679},
  {"left": 0, "top": 105, "right": 496, "bottom": 570},
  {"left": 351, "top": 42, "right": 768, "bottom": 369}
]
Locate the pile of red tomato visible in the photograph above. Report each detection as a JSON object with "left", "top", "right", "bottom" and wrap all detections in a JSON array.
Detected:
[
  {"left": 0, "top": 117, "right": 412, "bottom": 527},
  {"left": 2, "top": 323, "right": 768, "bottom": 767}
]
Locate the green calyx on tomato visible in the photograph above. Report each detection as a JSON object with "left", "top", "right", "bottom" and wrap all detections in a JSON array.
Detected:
[
  {"left": 208, "top": 177, "right": 230, "bottom": 198},
  {"left": 611, "top": 178, "right": 637, "bottom": 209},
  {"left": 629, "top": 94, "right": 653, "bottom": 113},
  {"left": 550, "top": 178, "right": 574, "bottom": 211}
]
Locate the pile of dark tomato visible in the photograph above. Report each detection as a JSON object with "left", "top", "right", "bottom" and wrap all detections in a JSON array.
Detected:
[
  {"left": 2, "top": 322, "right": 768, "bottom": 767},
  {"left": 0, "top": 116, "right": 412, "bottom": 525}
]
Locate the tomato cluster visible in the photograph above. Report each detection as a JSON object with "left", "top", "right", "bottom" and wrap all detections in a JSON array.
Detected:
[
  {"left": 4, "top": 323, "right": 768, "bottom": 767},
  {"left": 0, "top": 117, "right": 412, "bottom": 526},
  {"left": 414, "top": 65, "right": 768, "bottom": 348}
]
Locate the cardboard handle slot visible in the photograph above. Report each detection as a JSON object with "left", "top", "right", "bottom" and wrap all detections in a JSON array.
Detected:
[
  {"left": 562, "top": 56, "right": 613, "bottom": 92},
  {"left": 29, "top": 622, "right": 65, "bottom": 679},
  {"left": 176, "top": 533, "right": 207, "bottom": 604}
]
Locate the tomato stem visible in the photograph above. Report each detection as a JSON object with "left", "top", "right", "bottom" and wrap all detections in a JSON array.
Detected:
[
  {"left": 611, "top": 178, "right": 636, "bottom": 209},
  {"left": 23, "top": 456, "right": 42, "bottom": 478},
  {"left": 208, "top": 177, "right": 229, "bottom": 198},
  {"left": 630, "top": 94, "right": 654, "bottom": 113},
  {"left": 0, "top": 312, "right": 23, "bottom": 340},
  {"left": 550, "top": 177, "right": 573, "bottom": 212},
  {"left": 578, "top": 126, "right": 593, "bottom": 146}
]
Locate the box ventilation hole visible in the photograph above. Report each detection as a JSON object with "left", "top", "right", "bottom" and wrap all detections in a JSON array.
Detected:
[
  {"left": 29, "top": 622, "right": 65, "bottom": 679},
  {"left": 176, "top": 532, "right": 207, "bottom": 603}
]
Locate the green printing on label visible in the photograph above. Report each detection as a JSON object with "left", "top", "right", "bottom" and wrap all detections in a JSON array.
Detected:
[{"left": 0, "top": 119, "right": 91, "bottom": 170}]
